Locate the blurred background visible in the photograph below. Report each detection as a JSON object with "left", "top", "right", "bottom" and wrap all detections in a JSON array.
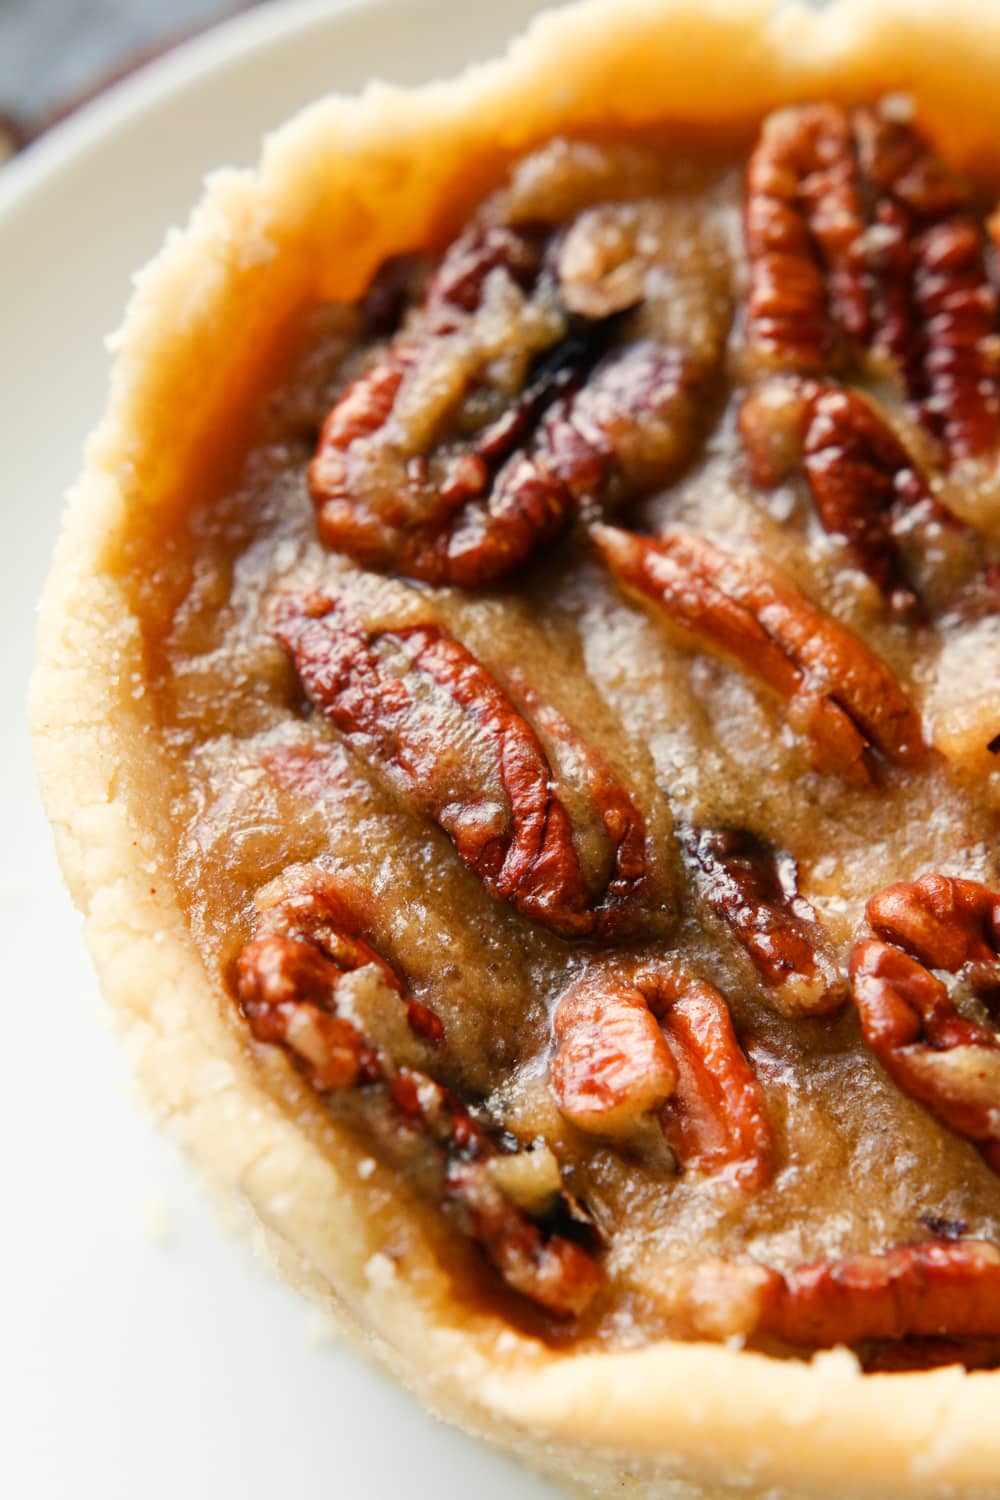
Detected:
[{"left": 0, "top": 0, "right": 258, "bottom": 155}]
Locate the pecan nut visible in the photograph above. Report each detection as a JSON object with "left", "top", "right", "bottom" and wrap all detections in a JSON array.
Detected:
[
  {"left": 850, "top": 874, "right": 1000, "bottom": 1172},
  {"left": 310, "top": 222, "right": 571, "bottom": 585},
  {"left": 745, "top": 102, "right": 1000, "bottom": 463},
  {"left": 645, "top": 1240, "right": 1000, "bottom": 1354},
  {"left": 501, "top": 674, "right": 653, "bottom": 936},
  {"left": 542, "top": 339, "right": 704, "bottom": 510},
  {"left": 424, "top": 222, "right": 549, "bottom": 313},
  {"left": 758, "top": 1240, "right": 1000, "bottom": 1349},
  {"left": 550, "top": 964, "right": 773, "bottom": 1190},
  {"left": 593, "top": 523, "right": 925, "bottom": 782},
  {"left": 442, "top": 1160, "right": 600, "bottom": 1317},
  {"left": 238, "top": 869, "right": 443, "bottom": 1076},
  {"left": 236, "top": 871, "right": 600, "bottom": 1318},
  {"left": 273, "top": 591, "right": 656, "bottom": 940},
  {"left": 867, "top": 873, "right": 1000, "bottom": 992},
  {"left": 855, "top": 106, "right": 1000, "bottom": 463},
  {"left": 681, "top": 825, "right": 845, "bottom": 1017},
  {"left": 744, "top": 103, "right": 869, "bottom": 373},
  {"left": 739, "top": 377, "right": 959, "bottom": 618},
  {"left": 310, "top": 208, "right": 723, "bottom": 586},
  {"left": 238, "top": 932, "right": 372, "bottom": 1091},
  {"left": 550, "top": 977, "right": 679, "bottom": 1139}
]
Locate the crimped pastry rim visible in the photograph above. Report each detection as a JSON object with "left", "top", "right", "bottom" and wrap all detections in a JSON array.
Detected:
[{"left": 29, "top": 1, "right": 1000, "bottom": 1495}]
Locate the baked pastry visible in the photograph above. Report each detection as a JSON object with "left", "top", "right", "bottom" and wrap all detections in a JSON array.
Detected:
[{"left": 31, "top": 0, "right": 1000, "bottom": 1493}]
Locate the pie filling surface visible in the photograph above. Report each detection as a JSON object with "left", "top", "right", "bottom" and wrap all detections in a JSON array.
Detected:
[{"left": 133, "top": 101, "right": 1000, "bottom": 1370}]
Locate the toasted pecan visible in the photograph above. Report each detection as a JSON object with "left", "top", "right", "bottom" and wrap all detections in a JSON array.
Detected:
[
  {"left": 681, "top": 825, "right": 845, "bottom": 1017},
  {"left": 851, "top": 875, "right": 1000, "bottom": 1173},
  {"left": 237, "top": 872, "right": 600, "bottom": 1318},
  {"left": 551, "top": 963, "right": 773, "bottom": 1190},
  {"left": 274, "top": 591, "right": 656, "bottom": 940},
  {"left": 594, "top": 524, "right": 925, "bottom": 783}
]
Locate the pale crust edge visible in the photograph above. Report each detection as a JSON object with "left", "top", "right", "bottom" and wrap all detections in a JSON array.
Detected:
[{"left": 28, "top": 2, "right": 1000, "bottom": 1495}]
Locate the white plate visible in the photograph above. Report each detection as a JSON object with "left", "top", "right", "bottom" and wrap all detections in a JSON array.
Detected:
[{"left": 1, "top": 3, "right": 566, "bottom": 1496}]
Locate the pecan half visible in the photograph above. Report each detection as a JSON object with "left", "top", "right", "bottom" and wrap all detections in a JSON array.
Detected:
[
  {"left": 238, "top": 870, "right": 443, "bottom": 1085},
  {"left": 551, "top": 964, "right": 773, "bottom": 1190},
  {"left": 550, "top": 976, "right": 679, "bottom": 1139},
  {"left": 867, "top": 874, "right": 1000, "bottom": 994},
  {"left": 744, "top": 102, "right": 1000, "bottom": 463},
  {"left": 310, "top": 210, "right": 720, "bottom": 586},
  {"left": 851, "top": 875, "right": 1000, "bottom": 1172},
  {"left": 310, "top": 222, "right": 569, "bottom": 584},
  {"left": 274, "top": 591, "right": 655, "bottom": 940},
  {"left": 645, "top": 1241, "right": 1000, "bottom": 1354},
  {"left": 681, "top": 825, "right": 844, "bottom": 1017},
  {"left": 236, "top": 872, "right": 600, "bottom": 1318},
  {"left": 593, "top": 524, "right": 925, "bottom": 783},
  {"left": 744, "top": 103, "right": 869, "bottom": 372},
  {"left": 758, "top": 1240, "right": 1000, "bottom": 1349},
  {"left": 855, "top": 106, "right": 1000, "bottom": 463},
  {"left": 739, "top": 377, "right": 959, "bottom": 618},
  {"left": 501, "top": 675, "right": 652, "bottom": 932}
]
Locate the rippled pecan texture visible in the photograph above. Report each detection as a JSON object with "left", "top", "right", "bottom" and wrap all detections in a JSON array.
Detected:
[
  {"left": 851, "top": 875, "right": 1000, "bottom": 1172},
  {"left": 551, "top": 964, "right": 773, "bottom": 1190},
  {"left": 310, "top": 216, "right": 715, "bottom": 585},
  {"left": 274, "top": 591, "right": 654, "bottom": 940},
  {"left": 593, "top": 523, "right": 925, "bottom": 783},
  {"left": 744, "top": 103, "right": 869, "bottom": 372},
  {"left": 758, "top": 1240, "right": 1000, "bottom": 1349},
  {"left": 855, "top": 106, "right": 1000, "bottom": 462},
  {"left": 740, "top": 378, "right": 959, "bottom": 617},
  {"left": 236, "top": 872, "right": 600, "bottom": 1317},
  {"left": 746, "top": 101, "right": 1000, "bottom": 462},
  {"left": 681, "top": 826, "right": 844, "bottom": 1017}
]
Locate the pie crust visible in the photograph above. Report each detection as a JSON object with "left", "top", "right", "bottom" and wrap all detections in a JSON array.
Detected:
[{"left": 30, "top": 1, "right": 1000, "bottom": 1494}]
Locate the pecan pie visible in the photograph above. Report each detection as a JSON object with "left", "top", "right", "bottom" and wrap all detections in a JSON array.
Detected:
[{"left": 31, "top": 1, "right": 1000, "bottom": 1495}]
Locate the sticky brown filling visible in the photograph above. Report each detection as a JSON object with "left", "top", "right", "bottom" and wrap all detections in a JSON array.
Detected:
[{"left": 132, "top": 111, "right": 1000, "bottom": 1366}]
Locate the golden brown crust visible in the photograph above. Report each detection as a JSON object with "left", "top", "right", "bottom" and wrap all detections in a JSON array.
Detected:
[{"left": 29, "top": 1, "right": 1000, "bottom": 1494}]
